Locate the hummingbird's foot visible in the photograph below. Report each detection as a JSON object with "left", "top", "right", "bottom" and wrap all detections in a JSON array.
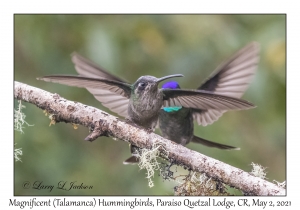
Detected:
[
  {"left": 125, "top": 119, "right": 141, "bottom": 128},
  {"left": 125, "top": 119, "right": 153, "bottom": 134},
  {"left": 145, "top": 128, "right": 153, "bottom": 134}
]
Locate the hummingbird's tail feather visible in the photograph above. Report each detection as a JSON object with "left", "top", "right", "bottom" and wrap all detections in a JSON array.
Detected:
[
  {"left": 191, "top": 135, "right": 240, "bottom": 150},
  {"left": 123, "top": 156, "right": 140, "bottom": 165}
]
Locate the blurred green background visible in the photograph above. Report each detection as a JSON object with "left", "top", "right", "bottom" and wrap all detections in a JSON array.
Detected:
[{"left": 14, "top": 15, "right": 286, "bottom": 195}]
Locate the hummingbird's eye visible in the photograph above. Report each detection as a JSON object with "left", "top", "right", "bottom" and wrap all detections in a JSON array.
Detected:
[{"left": 138, "top": 82, "right": 146, "bottom": 90}]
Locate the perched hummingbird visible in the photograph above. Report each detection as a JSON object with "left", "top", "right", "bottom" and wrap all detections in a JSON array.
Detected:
[
  {"left": 37, "top": 46, "right": 256, "bottom": 164},
  {"left": 71, "top": 44, "right": 258, "bottom": 162},
  {"left": 159, "top": 42, "right": 260, "bottom": 149},
  {"left": 38, "top": 73, "right": 254, "bottom": 129}
]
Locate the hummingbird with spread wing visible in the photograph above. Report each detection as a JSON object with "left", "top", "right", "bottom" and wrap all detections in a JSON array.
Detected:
[
  {"left": 158, "top": 42, "right": 260, "bottom": 150},
  {"left": 37, "top": 43, "right": 257, "bottom": 164}
]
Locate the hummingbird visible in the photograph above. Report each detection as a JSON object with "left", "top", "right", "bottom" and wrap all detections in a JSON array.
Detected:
[
  {"left": 37, "top": 46, "right": 256, "bottom": 164},
  {"left": 71, "top": 44, "right": 258, "bottom": 163},
  {"left": 159, "top": 42, "right": 260, "bottom": 149}
]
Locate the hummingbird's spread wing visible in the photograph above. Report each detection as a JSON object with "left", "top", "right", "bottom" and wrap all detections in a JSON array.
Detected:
[
  {"left": 71, "top": 53, "right": 129, "bottom": 117},
  {"left": 84, "top": 88, "right": 129, "bottom": 118},
  {"left": 198, "top": 42, "right": 260, "bottom": 96},
  {"left": 192, "top": 42, "right": 260, "bottom": 126},
  {"left": 162, "top": 89, "right": 256, "bottom": 111},
  {"left": 37, "top": 75, "right": 131, "bottom": 117},
  {"left": 192, "top": 109, "right": 226, "bottom": 126},
  {"left": 71, "top": 52, "right": 126, "bottom": 82}
]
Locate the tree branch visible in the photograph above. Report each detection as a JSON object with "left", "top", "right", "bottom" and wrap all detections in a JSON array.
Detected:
[{"left": 14, "top": 81, "right": 285, "bottom": 196}]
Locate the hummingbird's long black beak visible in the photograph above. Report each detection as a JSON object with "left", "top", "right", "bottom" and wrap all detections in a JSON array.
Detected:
[{"left": 156, "top": 74, "right": 183, "bottom": 83}]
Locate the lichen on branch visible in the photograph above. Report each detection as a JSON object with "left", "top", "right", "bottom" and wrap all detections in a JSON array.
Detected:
[{"left": 14, "top": 81, "right": 285, "bottom": 196}]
